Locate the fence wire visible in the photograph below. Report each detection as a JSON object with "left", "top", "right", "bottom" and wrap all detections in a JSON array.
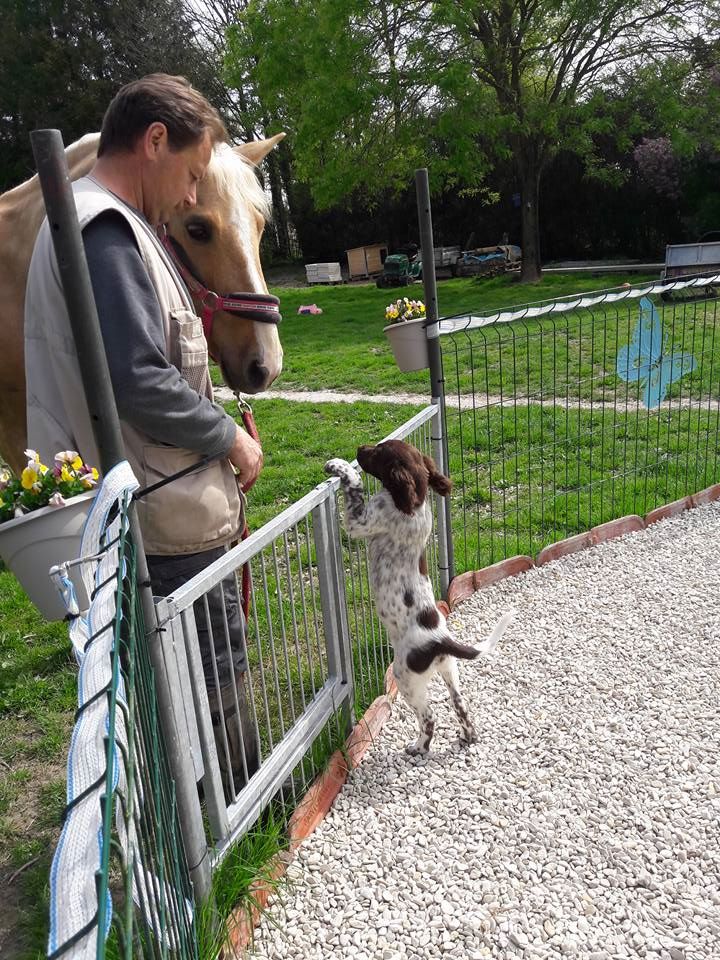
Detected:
[
  {"left": 438, "top": 285, "right": 720, "bottom": 573},
  {"left": 49, "top": 480, "right": 198, "bottom": 960}
]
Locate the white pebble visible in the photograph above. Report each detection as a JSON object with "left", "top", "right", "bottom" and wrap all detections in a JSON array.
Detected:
[{"left": 249, "top": 504, "right": 720, "bottom": 960}]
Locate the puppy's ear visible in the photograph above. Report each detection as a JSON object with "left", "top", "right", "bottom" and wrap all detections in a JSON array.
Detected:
[
  {"left": 386, "top": 464, "right": 418, "bottom": 515},
  {"left": 423, "top": 455, "right": 452, "bottom": 497}
]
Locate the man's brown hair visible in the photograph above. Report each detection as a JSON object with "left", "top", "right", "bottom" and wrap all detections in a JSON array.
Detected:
[{"left": 98, "top": 74, "right": 227, "bottom": 156}]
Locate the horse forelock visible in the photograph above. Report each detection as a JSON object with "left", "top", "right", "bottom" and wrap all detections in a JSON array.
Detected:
[{"left": 209, "top": 143, "right": 272, "bottom": 222}]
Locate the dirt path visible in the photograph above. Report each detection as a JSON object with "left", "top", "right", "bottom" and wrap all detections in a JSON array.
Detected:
[{"left": 216, "top": 386, "right": 720, "bottom": 414}]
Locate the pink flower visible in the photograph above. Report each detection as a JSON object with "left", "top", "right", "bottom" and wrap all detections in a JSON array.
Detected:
[{"left": 49, "top": 492, "right": 66, "bottom": 507}]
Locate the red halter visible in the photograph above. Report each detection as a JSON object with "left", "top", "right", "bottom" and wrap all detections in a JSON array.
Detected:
[
  {"left": 159, "top": 230, "right": 279, "bottom": 620},
  {"left": 160, "top": 230, "right": 282, "bottom": 340}
]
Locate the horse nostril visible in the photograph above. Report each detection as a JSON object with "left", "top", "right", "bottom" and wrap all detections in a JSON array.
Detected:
[{"left": 247, "top": 360, "right": 269, "bottom": 390}]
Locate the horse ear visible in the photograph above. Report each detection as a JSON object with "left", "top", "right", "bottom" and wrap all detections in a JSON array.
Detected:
[{"left": 234, "top": 133, "right": 286, "bottom": 166}]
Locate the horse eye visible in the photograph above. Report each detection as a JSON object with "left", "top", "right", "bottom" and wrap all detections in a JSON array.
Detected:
[{"left": 185, "top": 220, "right": 211, "bottom": 243}]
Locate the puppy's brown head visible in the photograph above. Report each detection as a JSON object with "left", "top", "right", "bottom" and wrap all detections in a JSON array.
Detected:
[{"left": 356, "top": 440, "right": 451, "bottom": 515}]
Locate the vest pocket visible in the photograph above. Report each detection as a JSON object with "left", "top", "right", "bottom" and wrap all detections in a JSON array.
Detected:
[
  {"left": 140, "top": 444, "right": 242, "bottom": 553},
  {"left": 171, "top": 309, "right": 210, "bottom": 394}
]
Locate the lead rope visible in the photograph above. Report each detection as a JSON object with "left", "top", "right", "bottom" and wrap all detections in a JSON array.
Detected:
[{"left": 235, "top": 394, "right": 259, "bottom": 620}]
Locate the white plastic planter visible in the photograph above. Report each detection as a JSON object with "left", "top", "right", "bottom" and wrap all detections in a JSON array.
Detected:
[
  {"left": 0, "top": 491, "right": 96, "bottom": 620},
  {"left": 383, "top": 318, "right": 430, "bottom": 372}
]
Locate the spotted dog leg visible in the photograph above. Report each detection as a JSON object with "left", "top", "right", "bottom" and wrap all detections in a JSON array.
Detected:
[
  {"left": 394, "top": 663, "right": 435, "bottom": 756},
  {"left": 324, "top": 458, "right": 366, "bottom": 519},
  {"left": 436, "top": 656, "right": 478, "bottom": 745}
]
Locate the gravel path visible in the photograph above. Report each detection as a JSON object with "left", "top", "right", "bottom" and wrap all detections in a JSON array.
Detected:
[
  {"left": 251, "top": 504, "right": 720, "bottom": 960},
  {"left": 217, "top": 385, "right": 720, "bottom": 414}
]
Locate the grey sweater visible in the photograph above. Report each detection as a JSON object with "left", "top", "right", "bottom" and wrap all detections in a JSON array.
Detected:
[{"left": 82, "top": 210, "right": 236, "bottom": 459}]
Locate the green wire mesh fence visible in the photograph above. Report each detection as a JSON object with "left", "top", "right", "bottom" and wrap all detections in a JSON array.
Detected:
[
  {"left": 48, "top": 484, "right": 198, "bottom": 960},
  {"left": 437, "top": 283, "right": 720, "bottom": 574}
]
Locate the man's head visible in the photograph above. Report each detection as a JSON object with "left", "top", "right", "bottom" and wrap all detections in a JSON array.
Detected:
[{"left": 97, "top": 74, "right": 227, "bottom": 226}]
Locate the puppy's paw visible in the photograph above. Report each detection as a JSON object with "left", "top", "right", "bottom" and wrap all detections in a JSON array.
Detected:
[
  {"left": 459, "top": 725, "right": 478, "bottom": 745},
  {"left": 404, "top": 741, "right": 429, "bottom": 757},
  {"left": 324, "top": 458, "right": 361, "bottom": 486}
]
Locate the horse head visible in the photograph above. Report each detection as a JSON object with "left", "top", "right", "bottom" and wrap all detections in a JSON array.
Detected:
[{"left": 167, "top": 134, "right": 285, "bottom": 393}]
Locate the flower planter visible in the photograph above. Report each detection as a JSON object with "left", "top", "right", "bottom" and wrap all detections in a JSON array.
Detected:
[
  {"left": 383, "top": 318, "right": 430, "bottom": 372},
  {"left": 0, "top": 490, "right": 96, "bottom": 620}
]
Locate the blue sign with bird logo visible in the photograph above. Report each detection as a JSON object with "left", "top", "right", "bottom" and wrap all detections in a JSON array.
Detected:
[{"left": 616, "top": 297, "right": 697, "bottom": 409}]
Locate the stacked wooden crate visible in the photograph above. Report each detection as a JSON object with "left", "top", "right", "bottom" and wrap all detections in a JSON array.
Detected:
[
  {"left": 346, "top": 243, "right": 388, "bottom": 279},
  {"left": 305, "top": 262, "right": 342, "bottom": 284}
]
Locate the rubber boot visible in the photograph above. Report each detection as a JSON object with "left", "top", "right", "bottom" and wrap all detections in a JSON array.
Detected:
[{"left": 206, "top": 670, "right": 259, "bottom": 803}]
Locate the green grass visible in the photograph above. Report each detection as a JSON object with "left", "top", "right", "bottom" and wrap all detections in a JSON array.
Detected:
[
  {"left": 0, "top": 574, "right": 74, "bottom": 960},
  {"left": 441, "top": 296, "right": 720, "bottom": 402},
  {"left": 2, "top": 271, "right": 717, "bottom": 958},
  {"left": 447, "top": 401, "right": 720, "bottom": 573},
  {"left": 225, "top": 397, "right": 425, "bottom": 526},
  {"left": 211, "top": 272, "right": 657, "bottom": 396}
]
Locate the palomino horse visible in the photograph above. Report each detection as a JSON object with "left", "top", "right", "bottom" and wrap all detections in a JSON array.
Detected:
[{"left": 0, "top": 132, "right": 284, "bottom": 473}]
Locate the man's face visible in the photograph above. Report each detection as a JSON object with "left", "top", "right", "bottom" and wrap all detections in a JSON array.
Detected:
[{"left": 145, "top": 127, "right": 213, "bottom": 226}]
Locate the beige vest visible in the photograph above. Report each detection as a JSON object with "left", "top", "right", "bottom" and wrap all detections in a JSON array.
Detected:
[{"left": 25, "top": 177, "right": 242, "bottom": 554}]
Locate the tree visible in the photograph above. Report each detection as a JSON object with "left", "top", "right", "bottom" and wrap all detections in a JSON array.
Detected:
[
  {"left": 227, "top": 1, "right": 440, "bottom": 204},
  {"left": 0, "top": 0, "right": 220, "bottom": 191},
  {"left": 230, "top": 0, "right": 705, "bottom": 280}
]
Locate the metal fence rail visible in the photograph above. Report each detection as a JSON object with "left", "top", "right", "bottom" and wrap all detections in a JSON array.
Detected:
[
  {"left": 436, "top": 280, "right": 720, "bottom": 573},
  {"left": 153, "top": 404, "right": 443, "bottom": 864}
]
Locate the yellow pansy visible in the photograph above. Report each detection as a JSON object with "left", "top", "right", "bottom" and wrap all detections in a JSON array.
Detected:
[
  {"left": 21, "top": 466, "right": 39, "bottom": 490},
  {"left": 60, "top": 465, "right": 74, "bottom": 483}
]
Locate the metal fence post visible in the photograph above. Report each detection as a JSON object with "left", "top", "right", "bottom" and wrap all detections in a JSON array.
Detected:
[
  {"left": 30, "top": 129, "right": 211, "bottom": 901},
  {"left": 313, "top": 489, "right": 355, "bottom": 735},
  {"left": 415, "top": 167, "right": 455, "bottom": 591}
]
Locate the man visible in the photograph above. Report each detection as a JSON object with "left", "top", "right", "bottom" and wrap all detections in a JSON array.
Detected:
[{"left": 25, "top": 74, "right": 260, "bottom": 794}]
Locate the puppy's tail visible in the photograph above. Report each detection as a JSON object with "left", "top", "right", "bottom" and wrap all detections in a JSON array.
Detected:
[
  {"left": 436, "top": 610, "right": 514, "bottom": 660},
  {"left": 474, "top": 610, "right": 514, "bottom": 655}
]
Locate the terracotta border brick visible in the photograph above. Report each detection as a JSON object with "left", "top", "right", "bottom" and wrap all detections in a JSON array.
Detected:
[
  {"left": 446, "top": 571, "right": 476, "bottom": 610},
  {"left": 645, "top": 497, "right": 692, "bottom": 525},
  {"left": 591, "top": 515, "right": 645, "bottom": 543},
  {"left": 287, "top": 751, "right": 349, "bottom": 851},
  {"left": 691, "top": 483, "right": 720, "bottom": 508},
  {"left": 537, "top": 532, "right": 594, "bottom": 566},
  {"left": 473, "top": 555, "right": 535, "bottom": 590},
  {"left": 447, "top": 557, "right": 535, "bottom": 610},
  {"left": 224, "top": 853, "right": 291, "bottom": 957},
  {"left": 346, "top": 695, "right": 392, "bottom": 768}
]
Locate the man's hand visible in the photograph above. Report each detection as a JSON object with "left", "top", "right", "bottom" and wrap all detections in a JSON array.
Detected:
[{"left": 228, "top": 425, "right": 263, "bottom": 489}]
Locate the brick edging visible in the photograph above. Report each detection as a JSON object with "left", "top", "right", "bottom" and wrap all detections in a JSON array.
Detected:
[
  {"left": 445, "top": 482, "right": 720, "bottom": 611},
  {"left": 223, "top": 679, "right": 398, "bottom": 955}
]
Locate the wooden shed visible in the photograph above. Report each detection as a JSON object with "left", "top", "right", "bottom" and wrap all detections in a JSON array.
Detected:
[{"left": 345, "top": 242, "right": 388, "bottom": 280}]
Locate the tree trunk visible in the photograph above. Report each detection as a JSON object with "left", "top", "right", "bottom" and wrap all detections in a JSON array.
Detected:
[
  {"left": 518, "top": 150, "right": 542, "bottom": 283},
  {"left": 265, "top": 148, "right": 292, "bottom": 260}
]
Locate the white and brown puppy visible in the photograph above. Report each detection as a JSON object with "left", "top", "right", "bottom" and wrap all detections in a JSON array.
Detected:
[{"left": 325, "top": 440, "right": 512, "bottom": 755}]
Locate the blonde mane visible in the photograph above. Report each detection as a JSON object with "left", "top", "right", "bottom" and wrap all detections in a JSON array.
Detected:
[{"left": 210, "top": 143, "right": 272, "bottom": 221}]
